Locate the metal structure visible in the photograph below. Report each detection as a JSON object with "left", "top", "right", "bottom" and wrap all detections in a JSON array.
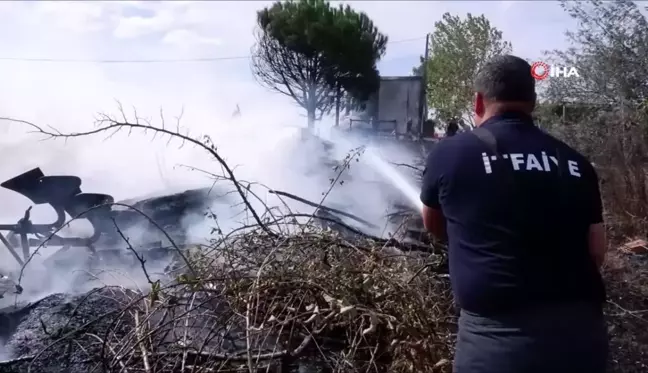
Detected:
[
  {"left": 0, "top": 167, "right": 121, "bottom": 266},
  {"left": 346, "top": 76, "right": 424, "bottom": 139},
  {"left": 348, "top": 118, "right": 398, "bottom": 137},
  {"left": 376, "top": 76, "right": 424, "bottom": 136}
]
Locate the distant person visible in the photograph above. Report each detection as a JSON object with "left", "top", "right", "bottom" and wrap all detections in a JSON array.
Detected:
[
  {"left": 232, "top": 104, "right": 241, "bottom": 118},
  {"left": 422, "top": 119, "right": 436, "bottom": 138},
  {"left": 446, "top": 119, "right": 459, "bottom": 137},
  {"left": 457, "top": 118, "right": 466, "bottom": 131},
  {"left": 419, "top": 55, "right": 607, "bottom": 373}
]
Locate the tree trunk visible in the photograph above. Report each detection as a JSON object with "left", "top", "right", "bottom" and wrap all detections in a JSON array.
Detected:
[
  {"left": 307, "top": 108, "right": 316, "bottom": 128},
  {"left": 334, "top": 86, "right": 341, "bottom": 127},
  {"left": 307, "top": 85, "right": 317, "bottom": 128}
]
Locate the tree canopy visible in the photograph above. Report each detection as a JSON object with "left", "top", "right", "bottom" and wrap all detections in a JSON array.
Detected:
[
  {"left": 532, "top": 0, "right": 648, "bottom": 244},
  {"left": 251, "top": 0, "right": 388, "bottom": 127},
  {"left": 420, "top": 13, "right": 511, "bottom": 126},
  {"left": 543, "top": 0, "right": 648, "bottom": 110},
  {"left": 536, "top": 0, "right": 648, "bottom": 132}
]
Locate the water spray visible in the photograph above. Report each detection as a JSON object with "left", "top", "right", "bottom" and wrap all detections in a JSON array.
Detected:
[
  {"left": 363, "top": 146, "right": 422, "bottom": 211},
  {"left": 319, "top": 126, "right": 422, "bottom": 212}
]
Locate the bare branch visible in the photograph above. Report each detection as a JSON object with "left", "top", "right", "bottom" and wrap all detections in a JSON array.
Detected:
[{"left": 0, "top": 112, "right": 276, "bottom": 238}]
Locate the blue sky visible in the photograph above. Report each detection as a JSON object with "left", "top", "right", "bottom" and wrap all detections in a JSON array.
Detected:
[{"left": 0, "top": 1, "right": 590, "bottom": 203}]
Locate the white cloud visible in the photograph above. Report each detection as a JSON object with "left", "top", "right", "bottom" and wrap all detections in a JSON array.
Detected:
[
  {"left": 162, "top": 29, "right": 221, "bottom": 47},
  {"left": 34, "top": 2, "right": 107, "bottom": 32},
  {"left": 113, "top": 10, "right": 176, "bottom": 39},
  {"left": 499, "top": 1, "right": 518, "bottom": 13}
]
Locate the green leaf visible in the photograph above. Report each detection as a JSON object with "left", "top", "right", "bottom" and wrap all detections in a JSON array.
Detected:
[
  {"left": 417, "top": 13, "right": 512, "bottom": 125},
  {"left": 251, "top": 0, "right": 387, "bottom": 127}
]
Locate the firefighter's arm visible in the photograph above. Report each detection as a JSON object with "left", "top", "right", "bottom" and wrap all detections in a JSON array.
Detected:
[
  {"left": 422, "top": 205, "right": 447, "bottom": 241},
  {"left": 420, "top": 144, "right": 448, "bottom": 241}
]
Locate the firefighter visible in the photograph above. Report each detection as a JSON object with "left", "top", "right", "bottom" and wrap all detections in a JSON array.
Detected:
[{"left": 420, "top": 55, "right": 607, "bottom": 373}]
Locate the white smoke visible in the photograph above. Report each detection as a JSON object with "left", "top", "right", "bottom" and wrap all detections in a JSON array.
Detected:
[
  {"left": 0, "top": 108, "right": 419, "bottom": 306},
  {"left": 0, "top": 3, "right": 421, "bottom": 310}
]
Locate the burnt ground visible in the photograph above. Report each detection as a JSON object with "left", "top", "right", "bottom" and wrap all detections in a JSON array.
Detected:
[
  {"left": 0, "top": 250, "right": 645, "bottom": 372},
  {"left": 0, "top": 288, "right": 134, "bottom": 373}
]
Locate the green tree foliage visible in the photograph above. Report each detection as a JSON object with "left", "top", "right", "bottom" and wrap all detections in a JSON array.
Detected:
[
  {"left": 538, "top": 0, "right": 648, "bottom": 151},
  {"left": 251, "top": 0, "right": 388, "bottom": 127},
  {"left": 543, "top": 0, "right": 648, "bottom": 109},
  {"left": 539, "top": 0, "right": 648, "bottom": 244},
  {"left": 421, "top": 13, "right": 511, "bottom": 125}
]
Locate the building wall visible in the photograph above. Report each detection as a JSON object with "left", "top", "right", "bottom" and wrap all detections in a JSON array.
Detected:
[{"left": 377, "top": 76, "right": 423, "bottom": 135}]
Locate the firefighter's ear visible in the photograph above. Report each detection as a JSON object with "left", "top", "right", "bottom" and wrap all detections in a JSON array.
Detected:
[{"left": 474, "top": 92, "right": 485, "bottom": 123}]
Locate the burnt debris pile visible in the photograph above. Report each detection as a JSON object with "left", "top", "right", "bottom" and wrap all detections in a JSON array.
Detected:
[
  {"left": 0, "top": 167, "right": 217, "bottom": 271},
  {"left": 0, "top": 225, "right": 644, "bottom": 372},
  {"left": 0, "top": 230, "right": 451, "bottom": 373}
]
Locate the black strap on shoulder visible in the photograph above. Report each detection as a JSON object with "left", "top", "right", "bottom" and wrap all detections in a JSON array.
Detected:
[
  {"left": 471, "top": 127, "right": 525, "bottom": 224},
  {"left": 471, "top": 127, "right": 499, "bottom": 155},
  {"left": 471, "top": 126, "right": 509, "bottom": 184}
]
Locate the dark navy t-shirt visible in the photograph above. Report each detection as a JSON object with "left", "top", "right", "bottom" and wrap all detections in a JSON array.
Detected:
[{"left": 420, "top": 112, "right": 605, "bottom": 315}]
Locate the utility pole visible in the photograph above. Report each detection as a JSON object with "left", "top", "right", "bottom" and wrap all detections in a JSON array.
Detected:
[{"left": 418, "top": 33, "right": 431, "bottom": 136}]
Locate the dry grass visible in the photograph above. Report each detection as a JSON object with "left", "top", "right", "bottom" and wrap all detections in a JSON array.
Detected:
[
  {"left": 17, "top": 227, "right": 647, "bottom": 373},
  {"left": 603, "top": 250, "right": 648, "bottom": 373},
  {"left": 546, "top": 110, "right": 648, "bottom": 242},
  {"left": 23, "top": 229, "right": 453, "bottom": 373},
  {"left": 548, "top": 109, "right": 648, "bottom": 372}
]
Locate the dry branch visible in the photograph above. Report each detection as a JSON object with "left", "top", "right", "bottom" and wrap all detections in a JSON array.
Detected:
[
  {"left": 0, "top": 107, "right": 275, "bottom": 238},
  {"left": 24, "top": 229, "right": 453, "bottom": 373}
]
